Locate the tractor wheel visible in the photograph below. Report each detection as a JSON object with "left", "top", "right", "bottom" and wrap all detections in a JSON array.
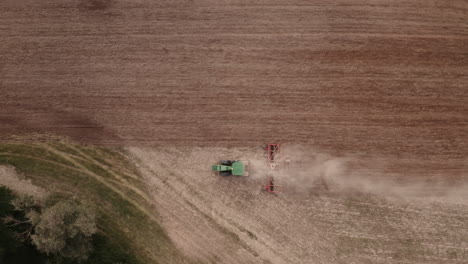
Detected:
[
  {"left": 220, "top": 171, "right": 232, "bottom": 176},
  {"left": 220, "top": 160, "right": 231, "bottom": 166}
]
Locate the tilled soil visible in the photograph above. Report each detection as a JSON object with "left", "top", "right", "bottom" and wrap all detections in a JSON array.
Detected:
[{"left": 1, "top": 1, "right": 466, "bottom": 167}]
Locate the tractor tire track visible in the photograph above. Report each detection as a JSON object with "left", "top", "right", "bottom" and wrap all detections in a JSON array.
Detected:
[
  {"left": 129, "top": 147, "right": 341, "bottom": 264},
  {"left": 42, "top": 145, "right": 156, "bottom": 221},
  {"left": 131, "top": 148, "right": 275, "bottom": 264}
]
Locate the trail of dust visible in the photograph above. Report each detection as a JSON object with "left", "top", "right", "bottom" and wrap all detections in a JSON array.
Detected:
[
  {"left": 263, "top": 145, "right": 468, "bottom": 204},
  {"left": 0, "top": 165, "right": 46, "bottom": 200}
]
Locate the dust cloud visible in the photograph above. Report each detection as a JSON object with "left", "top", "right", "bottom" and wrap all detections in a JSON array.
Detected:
[{"left": 248, "top": 145, "right": 468, "bottom": 203}]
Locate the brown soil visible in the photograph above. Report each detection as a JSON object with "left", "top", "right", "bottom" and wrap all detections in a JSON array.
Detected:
[
  {"left": 1, "top": 1, "right": 468, "bottom": 263},
  {"left": 1, "top": 1, "right": 466, "bottom": 159}
]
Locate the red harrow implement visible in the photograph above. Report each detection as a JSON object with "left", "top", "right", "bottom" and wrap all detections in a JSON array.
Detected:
[
  {"left": 262, "top": 143, "right": 284, "bottom": 194},
  {"left": 263, "top": 176, "right": 283, "bottom": 194},
  {"left": 266, "top": 144, "right": 280, "bottom": 162}
]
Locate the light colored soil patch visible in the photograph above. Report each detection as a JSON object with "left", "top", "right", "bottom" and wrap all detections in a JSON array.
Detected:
[
  {"left": 129, "top": 146, "right": 468, "bottom": 264},
  {"left": 0, "top": 165, "right": 46, "bottom": 200}
]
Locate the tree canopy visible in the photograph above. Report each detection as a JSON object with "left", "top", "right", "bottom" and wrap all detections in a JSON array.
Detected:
[{"left": 30, "top": 199, "right": 97, "bottom": 261}]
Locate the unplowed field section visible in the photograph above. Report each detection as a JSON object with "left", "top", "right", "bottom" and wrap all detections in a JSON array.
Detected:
[{"left": 1, "top": 0, "right": 467, "bottom": 174}]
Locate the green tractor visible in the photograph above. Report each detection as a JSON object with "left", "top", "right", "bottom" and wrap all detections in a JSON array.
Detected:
[{"left": 212, "top": 160, "right": 249, "bottom": 176}]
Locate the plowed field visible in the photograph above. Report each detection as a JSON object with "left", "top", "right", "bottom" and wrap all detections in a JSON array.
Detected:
[{"left": 1, "top": 1, "right": 468, "bottom": 263}]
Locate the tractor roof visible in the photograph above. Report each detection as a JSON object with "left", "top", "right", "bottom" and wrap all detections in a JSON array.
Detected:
[{"left": 231, "top": 161, "right": 245, "bottom": 176}]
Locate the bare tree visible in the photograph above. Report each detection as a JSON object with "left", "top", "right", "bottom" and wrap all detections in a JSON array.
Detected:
[
  {"left": 2, "top": 195, "right": 39, "bottom": 241},
  {"left": 30, "top": 199, "right": 97, "bottom": 261}
]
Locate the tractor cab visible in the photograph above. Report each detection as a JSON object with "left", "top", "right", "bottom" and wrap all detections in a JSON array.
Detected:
[{"left": 212, "top": 160, "right": 249, "bottom": 176}]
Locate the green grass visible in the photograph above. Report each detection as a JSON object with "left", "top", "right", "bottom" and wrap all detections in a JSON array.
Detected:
[
  {"left": 0, "top": 186, "right": 143, "bottom": 264},
  {"left": 0, "top": 141, "right": 193, "bottom": 264},
  {"left": 0, "top": 144, "right": 77, "bottom": 168}
]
